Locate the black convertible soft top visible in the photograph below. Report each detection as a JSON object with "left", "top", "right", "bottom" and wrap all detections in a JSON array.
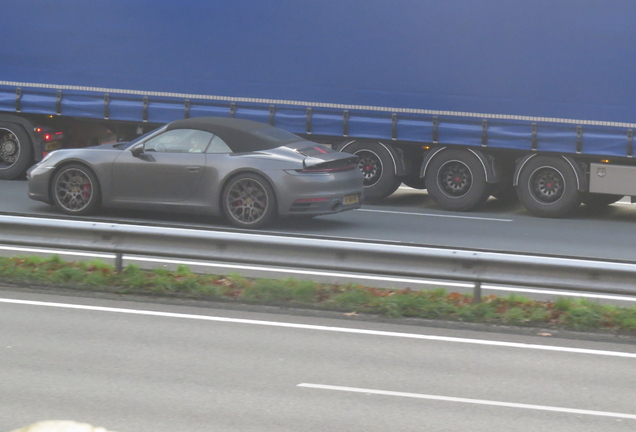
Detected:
[{"left": 165, "top": 117, "right": 304, "bottom": 153}]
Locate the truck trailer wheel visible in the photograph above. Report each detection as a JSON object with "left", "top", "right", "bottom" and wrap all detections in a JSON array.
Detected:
[
  {"left": 424, "top": 149, "right": 490, "bottom": 211},
  {"left": 0, "top": 123, "right": 32, "bottom": 180},
  {"left": 340, "top": 141, "right": 401, "bottom": 201},
  {"left": 517, "top": 156, "right": 581, "bottom": 218}
]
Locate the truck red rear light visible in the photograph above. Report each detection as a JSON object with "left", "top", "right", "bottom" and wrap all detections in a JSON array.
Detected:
[{"left": 42, "top": 131, "right": 64, "bottom": 141}]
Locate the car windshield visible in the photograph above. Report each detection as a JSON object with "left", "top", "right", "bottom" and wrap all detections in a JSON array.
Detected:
[{"left": 123, "top": 126, "right": 167, "bottom": 149}]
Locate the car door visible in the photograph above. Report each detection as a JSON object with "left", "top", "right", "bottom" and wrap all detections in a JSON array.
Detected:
[{"left": 111, "top": 129, "right": 212, "bottom": 203}]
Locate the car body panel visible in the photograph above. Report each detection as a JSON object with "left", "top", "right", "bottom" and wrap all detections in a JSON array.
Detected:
[{"left": 110, "top": 150, "right": 207, "bottom": 203}]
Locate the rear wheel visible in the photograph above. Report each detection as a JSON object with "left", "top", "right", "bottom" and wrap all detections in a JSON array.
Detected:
[
  {"left": 0, "top": 123, "right": 32, "bottom": 180},
  {"left": 51, "top": 164, "right": 101, "bottom": 215},
  {"left": 424, "top": 149, "right": 490, "bottom": 211},
  {"left": 340, "top": 141, "right": 401, "bottom": 201},
  {"left": 222, "top": 173, "right": 277, "bottom": 228},
  {"left": 517, "top": 156, "right": 581, "bottom": 217}
]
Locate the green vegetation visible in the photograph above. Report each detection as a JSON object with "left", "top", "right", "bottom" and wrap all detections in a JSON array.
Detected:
[{"left": 1, "top": 255, "right": 636, "bottom": 334}]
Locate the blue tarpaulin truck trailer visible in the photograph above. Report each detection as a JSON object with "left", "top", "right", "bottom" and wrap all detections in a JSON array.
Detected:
[{"left": 2, "top": 0, "right": 635, "bottom": 217}]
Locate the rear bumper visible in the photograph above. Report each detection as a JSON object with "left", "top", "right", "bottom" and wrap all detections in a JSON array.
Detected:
[
  {"left": 270, "top": 169, "right": 364, "bottom": 217},
  {"left": 287, "top": 192, "right": 362, "bottom": 216}
]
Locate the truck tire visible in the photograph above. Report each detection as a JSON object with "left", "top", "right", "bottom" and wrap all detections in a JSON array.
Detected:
[
  {"left": 581, "top": 193, "right": 623, "bottom": 209},
  {"left": 517, "top": 156, "right": 582, "bottom": 218},
  {"left": 0, "top": 123, "right": 32, "bottom": 180},
  {"left": 340, "top": 141, "right": 401, "bottom": 201},
  {"left": 424, "top": 149, "right": 490, "bottom": 211}
]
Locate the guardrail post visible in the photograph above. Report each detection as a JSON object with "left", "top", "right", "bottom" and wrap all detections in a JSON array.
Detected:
[
  {"left": 473, "top": 280, "right": 482, "bottom": 303},
  {"left": 115, "top": 253, "right": 123, "bottom": 273}
]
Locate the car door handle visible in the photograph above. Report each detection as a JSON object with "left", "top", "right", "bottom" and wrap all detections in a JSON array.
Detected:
[{"left": 186, "top": 166, "right": 201, "bottom": 172}]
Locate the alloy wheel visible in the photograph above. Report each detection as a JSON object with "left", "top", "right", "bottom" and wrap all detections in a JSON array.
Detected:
[
  {"left": 226, "top": 177, "right": 269, "bottom": 224},
  {"left": 54, "top": 168, "right": 95, "bottom": 212}
]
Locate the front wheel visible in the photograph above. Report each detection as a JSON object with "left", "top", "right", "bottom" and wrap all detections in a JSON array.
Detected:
[
  {"left": 222, "top": 173, "right": 277, "bottom": 229},
  {"left": 516, "top": 156, "right": 581, "bottom": 218},
  {"left": 51, "top": 164, "right": 101, "bottom": 215}
]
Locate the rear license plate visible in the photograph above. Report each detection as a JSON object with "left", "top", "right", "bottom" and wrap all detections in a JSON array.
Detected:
[
  {"left": 343, "top": 194, "right": 359, "bottom": 205},
  {"left": 45, "top": 142, "right": 63, "bottom": 151}
]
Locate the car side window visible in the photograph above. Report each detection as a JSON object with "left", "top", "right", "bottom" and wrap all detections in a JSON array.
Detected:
[
  {"left": 206, "top": 135, "right": 232, "bottom": 154},
  {"left": 144, "top": 129, "right": 213, "bottom": 153}
]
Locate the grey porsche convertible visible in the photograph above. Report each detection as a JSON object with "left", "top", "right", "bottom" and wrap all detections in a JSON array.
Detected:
[{"left": 27, "top": 117, "right": 363, "bottom": 228}]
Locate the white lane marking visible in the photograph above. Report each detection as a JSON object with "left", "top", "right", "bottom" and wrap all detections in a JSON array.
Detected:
[
  {"left": 0, "top": 245, "right": 112, "bottom": 259},
  {"left": 127, "top": 256, "right": 469, "bottom": 288},
  {"left": 2, "top": 245, "right": 634, "bottom": 302},
  {"left": 0, "top": 298, "right": 635, "bottom": 358},
  {"left": 297, "top": 384, "right": 636, "bottom": 420},
  {"left": 355, "top": 208, "right": 513, "bottom": 222},
  {"left": 483, "top": 285, "right": 636, "bottom": 302}
]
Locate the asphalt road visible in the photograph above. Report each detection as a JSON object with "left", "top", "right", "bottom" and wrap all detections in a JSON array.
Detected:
[
  {"left": 2, "top": 288, "right": 636, "bottom": 432},
  {"left": 3, "top": 179, "right": 636, "bottom": 262}
]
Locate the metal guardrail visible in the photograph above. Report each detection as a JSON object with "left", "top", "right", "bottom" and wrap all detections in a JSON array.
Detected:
[{"left": 1, "top": 214, "right": 635, "bottom": 300}]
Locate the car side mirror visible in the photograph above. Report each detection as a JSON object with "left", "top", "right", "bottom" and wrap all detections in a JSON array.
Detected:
[{"left": 130, "top": 144, "right": 144, "bottom": 157}]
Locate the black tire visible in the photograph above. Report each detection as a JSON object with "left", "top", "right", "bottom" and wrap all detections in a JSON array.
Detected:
[
  {"left": 516, "top": 156, "right": 582, "bottom": 218},
  {"left": 0, "top": 123, "right": 33, "bottom": 180},
  {"left": 51, "top": 164, "right": 101, "bottom": 215},
  {"left": 424, "top": 149, "right": 490, "bottom": 211},
  {"left": 222, "top": 172, "right": 277, "bottom": 229},
  {"left": 581, "top": 193, "right": 623, "bottom": 208},
  {"left": 340, "top": 141, "right": 401, "bottom": 201}
]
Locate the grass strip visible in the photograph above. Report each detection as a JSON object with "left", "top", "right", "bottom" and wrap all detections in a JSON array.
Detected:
[{"left": 2, "top": 255, "right": 636, "bottom": 334}]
